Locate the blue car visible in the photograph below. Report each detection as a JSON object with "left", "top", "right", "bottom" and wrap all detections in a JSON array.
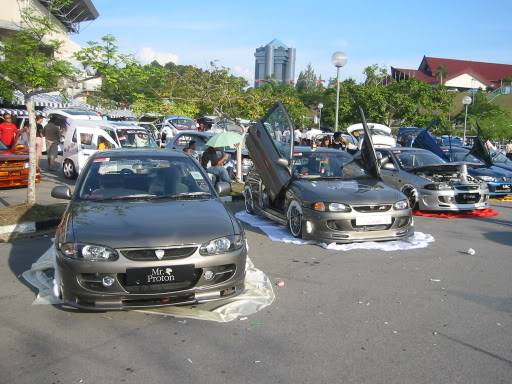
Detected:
[
  {"left": 441, "top": 146, "right": 512, "bottom": 196},
  {"left": 467, "top": 136, "right": 512, "bottom": 173}
]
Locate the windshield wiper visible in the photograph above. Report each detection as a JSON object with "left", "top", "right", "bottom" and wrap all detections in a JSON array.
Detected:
[
  {"left": 87, "top": 193, "right": 157, "bottom": 202},
  {"left": 151, "top": 191, "right": 212, "bottom": 200}
]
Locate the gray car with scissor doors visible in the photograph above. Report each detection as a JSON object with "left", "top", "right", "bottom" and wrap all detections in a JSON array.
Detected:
[
  {"left": 51, "top": 149, "right": 246, "bottom": 310},
  {"left": 244, "top": 103, "right": 413, "bottom": 243}
]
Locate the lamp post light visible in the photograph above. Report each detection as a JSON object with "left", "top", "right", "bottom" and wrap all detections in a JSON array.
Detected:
[
  {"left": 331, "top": 51, "right": 347, "bottom": 132},
  {"left": 462, "top": 95, "right": 472, "bottom": 145},
  {"left": 317, "top": 103, "right": 323, "bottom": 129}
]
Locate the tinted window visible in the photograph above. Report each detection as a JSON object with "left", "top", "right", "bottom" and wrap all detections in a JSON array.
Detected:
[
  {"left": 395, "top": 151, "right": 446, "bottom": 168},
  {"left": 78, "top": 156, "right": 212, "bottom": 200},
  {"left": 262, "top": 104, "right": 294, "bottom": 159}
]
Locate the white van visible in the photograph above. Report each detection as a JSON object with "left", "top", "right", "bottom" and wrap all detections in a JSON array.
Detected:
[
  {"left": 60, "top": 120, "right": 119, "bottom": 178},
  {"left": 60, "top": 120, "right": 158, "bottom": 178},
  {"left": 347, "top": 123, "right": 396, "bottom": 149}
]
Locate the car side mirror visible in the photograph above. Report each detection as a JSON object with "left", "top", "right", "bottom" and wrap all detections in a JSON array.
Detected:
[
  {"left": 276, "top": 158, "right": 288, "bottom": 168},
  {"left": 215, "top": 181, "right": 231, "bottom": 196},
  {"left": 382, "top": 162, "right": 396, "bottom": 171},
  {"left": 51, "top": 185, "right": 72, "bottom": 200}
]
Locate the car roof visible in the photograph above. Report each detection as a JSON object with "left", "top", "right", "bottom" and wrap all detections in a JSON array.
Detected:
[
  {"left": 91, "top": 149, "right": 188, "bottom": 159},
  {"left": 381, "top": 147, "right": 428, "bottom": 152}
]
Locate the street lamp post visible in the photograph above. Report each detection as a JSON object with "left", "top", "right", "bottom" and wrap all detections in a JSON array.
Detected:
[
  {"left": 331, "top": 51, "right": 347, "bottom": 132},
  {"left": 317, "top": 103, "right": 323, "bottom": 129},
  {"left": 462, "top": 96, "right": 472, "bottom": 145}
]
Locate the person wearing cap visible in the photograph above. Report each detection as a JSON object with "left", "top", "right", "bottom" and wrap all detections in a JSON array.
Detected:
[{"left": 0, "top": 113, "right": 19, "bottom": 147}]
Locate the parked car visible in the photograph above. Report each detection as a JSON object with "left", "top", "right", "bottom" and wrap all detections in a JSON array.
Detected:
[
  {"left": 0, "top": 141, "right": 40, "bottom": 188},
  {"left": 347, "top": 122, "right": 396, "bottom": 149},
  {"left": 163, "top": 115, "right": 196, "bottom": 131},
  {"left": 440, "top": 146, "right": 512, "bottom": 196},
  {"left": 244, "top": 103, "right": 413, "bottom": 243},
  {"left": 466, "top": 136, "right": 512, "bottom": 173},
  {"left": 376, "top": 146, "right": 489, "bottom": 211},
  {"left": 51, "top": 149, "right": 246, "bottom": 310},
  {"left": 60, "top": 120, "right": 157, "bottom": 179}
]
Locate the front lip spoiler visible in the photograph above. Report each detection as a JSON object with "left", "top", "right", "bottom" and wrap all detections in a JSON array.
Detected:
[{"left": 58, "top": 284, "right": 244, "bottom": 311}]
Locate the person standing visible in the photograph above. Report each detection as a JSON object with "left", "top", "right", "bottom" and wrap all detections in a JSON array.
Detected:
[
  {"left": 0, "top": 113, "right": 19, "bottom": 147},
  {"left": 35, "top": 115, "right": 44, "bottom": 164},
  {"left": 43, "top": 117, "right": 61, "bottom": 170}
]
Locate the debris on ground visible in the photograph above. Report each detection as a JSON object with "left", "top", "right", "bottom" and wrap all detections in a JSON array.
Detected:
[
  {"left": 276, "top": 280, "right": 285, "bottom": 288},
  {"left": 466, "top": 248, "right": 476, "bottom": 255},
  {"left": 430, "top": 278, "right": 441, "bottom": 282}
]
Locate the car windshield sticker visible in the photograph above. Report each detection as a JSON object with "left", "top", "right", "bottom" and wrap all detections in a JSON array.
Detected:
[
  {"left": 93, "top": 157, "right": 109, "bottom": 163},
  {"left": 190, "top": 171, "right": 203, "bottom": 180}
]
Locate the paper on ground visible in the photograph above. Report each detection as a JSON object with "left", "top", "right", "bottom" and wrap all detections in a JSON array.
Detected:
[
  {"left": 235, "top": 211, "right": 434, "bottom": 251},
  {"left": 22, "top": 243, "right": 274, "bottom": 323}
]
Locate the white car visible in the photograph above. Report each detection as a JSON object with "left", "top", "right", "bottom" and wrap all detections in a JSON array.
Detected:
[{"left": 347, "top": 123, "right": 396, "bottom": 149}]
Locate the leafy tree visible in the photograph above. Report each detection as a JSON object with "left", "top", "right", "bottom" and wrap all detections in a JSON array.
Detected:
[
  {"left": 0, "top": 1, "right": 79, "bottom": 204},
  {"left": 363, "top": 64, "right": 389, "bottom": 86},
  {"left": 296, "top": 64, "right": 319, "bottom": 93}
]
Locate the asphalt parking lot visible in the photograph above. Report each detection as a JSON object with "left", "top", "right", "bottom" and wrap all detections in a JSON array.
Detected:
[{"left": 0, "top": 196, "right": 511, "bottom": 383}]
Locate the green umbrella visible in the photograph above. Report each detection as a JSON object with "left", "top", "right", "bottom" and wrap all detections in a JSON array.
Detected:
[{"left": 206, "top": 131, "right": 243, "bottom": 148}]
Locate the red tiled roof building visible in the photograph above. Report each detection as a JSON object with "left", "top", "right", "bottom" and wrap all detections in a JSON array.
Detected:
[{"left": 391, "top": 56, "right": 512, "bottom": 90}]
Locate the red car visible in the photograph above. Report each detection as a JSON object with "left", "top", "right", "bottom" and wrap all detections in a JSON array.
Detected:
[{"left": 0, "top": 141, "right": 40, "bottom": 188}]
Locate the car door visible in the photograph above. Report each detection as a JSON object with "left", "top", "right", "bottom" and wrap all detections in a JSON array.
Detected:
[
  {"left": 469, "top": 136, "right": 493, "bottom": 166},
  {"left": 412, "top": 129, "right": 449, "bottom": 160},
  {"left": 358, "top": 107, "right": 380, "bottom": 179},
  {"left": 376, "top": 149, "right": 400, "bottom": 188},
  {"left": 245, "top": 102, "right": 294, "bottom": 201}
]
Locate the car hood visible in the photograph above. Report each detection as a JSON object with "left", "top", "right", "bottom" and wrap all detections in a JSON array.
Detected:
[
  {"left": 292, "top": 178, "right": 404, "bottom": 204},
  {"left": 68, "top": 199, "right": 236, "bottom": 248},
  {"left": 468, "top": 164, "right": 512, "bottom": 178}
]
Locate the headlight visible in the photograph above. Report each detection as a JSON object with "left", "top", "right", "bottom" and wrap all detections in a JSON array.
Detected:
[
  {"left": 394, "top": 199, "right": 409, "bottom": 210},
  {"left": 477, "top": 176, "right": 496, "bottom": 182},
  {"left": 312, "top": 202, "right": 351, "bottom": 212},
  {"left": 423, "top": 183, "right": 453, "bottom": 191},
  {"left": 199, "top": 235, "right": 244, "bottom": 255},
  {"left": 59, "top": 243, "right": 118, "bottom": 261},
  {"left": 24, "top": 162, "right": 29, "bottom": 169}
]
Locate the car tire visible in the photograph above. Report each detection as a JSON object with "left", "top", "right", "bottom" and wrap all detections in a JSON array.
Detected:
[
  {"left": 287, "top": 200, "right": 303, "bottom": 238},
  {"left": 401, "top": 184, "right": 419, "bottom": 210},
  {"left": 63, "top": 159, "right": 77, "bottom": 179},
  {"left": 244, "top": 186, "right": 255, "bottom": 214}
]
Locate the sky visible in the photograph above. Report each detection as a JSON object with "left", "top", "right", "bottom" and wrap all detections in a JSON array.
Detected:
[{"left": 74, "top": 0, "right": 512, "bottom": 84}]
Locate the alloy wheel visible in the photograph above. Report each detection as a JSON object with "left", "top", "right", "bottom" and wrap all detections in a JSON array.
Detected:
[
  {"left": 63, "top": 160, "right": 76, "bottom": 179},
  {"left": 288, "top": 202, "right": 303, "bottom": 238},
  {"left": 244, "top": 186, "right": 255, "bottom": 214}
]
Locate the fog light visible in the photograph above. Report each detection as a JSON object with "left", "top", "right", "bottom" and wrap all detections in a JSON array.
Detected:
[
  {"left": 102, "top": 276, "right": 115, "bottom": 287},
  {"left": 204, "top": 270, "right": 215, "bottom": 281},
  {"left": 306, "top": 221, "right": 313, "bottom": 234}
]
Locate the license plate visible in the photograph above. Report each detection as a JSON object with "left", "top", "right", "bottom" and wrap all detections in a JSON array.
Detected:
[
  {"left": 126, "top": 265, "right": 194, "bottom": 286},
  {"left": 355, "top": 215, "right": 392, "bottom": 226},
  {"left": 461, "top": 193, "right": 477, "bottom": 199}
]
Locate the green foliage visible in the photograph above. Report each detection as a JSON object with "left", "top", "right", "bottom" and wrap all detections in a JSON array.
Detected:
[
  {"left": 465, "top": 92, "right": 512, "bottom": 139},
  {"left": 296, "top": 64, "right": 321, "bottom": 93}
]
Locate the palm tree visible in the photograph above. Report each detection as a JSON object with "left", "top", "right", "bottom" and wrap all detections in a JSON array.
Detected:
[{"left": 435, "top": 64, "right": 448, "bottom": 85}]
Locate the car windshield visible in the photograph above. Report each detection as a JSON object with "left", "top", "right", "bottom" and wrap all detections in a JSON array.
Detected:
[
  {"left": 61, "top": 109, "right": 99, "bottom": 116},
  {"left": 115, "top": 129, "right": 157, "bottom": 148},
  {"left": 78, "top": 156, "right": 213, "bottom": 201},
  {"left": 291, "top": 151, "right": 367, "bottom": 179},
  {"left": 396, "top": 151, "right": 446, "bottom": 169}
]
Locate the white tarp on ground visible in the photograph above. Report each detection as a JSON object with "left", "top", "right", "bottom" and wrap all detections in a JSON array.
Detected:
[
  {"left": 22, "top": 243, "right": 275, "bottom": 323},
  {"left": 235, "top": 211, "right": 435, "bottom": 251}
]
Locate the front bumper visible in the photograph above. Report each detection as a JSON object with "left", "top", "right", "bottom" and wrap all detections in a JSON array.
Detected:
[
  {"left": 56, "top": 244, "right": 247, "bottom": 310},
  {"left": 418, "top": 187, "right": 489, "bottom": 211},
  {"left": 300, "top": 207, "right": 414, "bottom": 244},
  {"left": 487, "top": 181, "right": 512, "bottom": 196}
]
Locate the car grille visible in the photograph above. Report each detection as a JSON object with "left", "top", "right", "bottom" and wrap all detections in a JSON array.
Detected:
[
  {"left": 455, "top": 193, "right": 481, "bottom": 204},
  {"left": 456, "top": 185, "right": 479, "bottom": 191},
  {"left": 118, "top": 268, "right": 202, "bottom": 293},
  {"left": 121, "top": 246, "right": 198, "bottom": 261},
  {"left": 353, "top": 204, "right": 391, "bottom": 213}
]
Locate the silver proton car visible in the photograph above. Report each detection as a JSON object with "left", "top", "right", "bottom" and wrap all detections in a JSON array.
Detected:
[
  {"left": 244, "top": 103, "right": 413, "bottom": 243},
  {"left": 377, "top": 147, "right": 489, "bottom": 211},
  {"left": 51, "top": 149, "right": 246, "bottom": 310}
]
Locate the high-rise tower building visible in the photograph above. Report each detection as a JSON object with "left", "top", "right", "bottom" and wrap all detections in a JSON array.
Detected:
[{"left": 254, "top": 39, "right": 296, "bottom": 87}]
